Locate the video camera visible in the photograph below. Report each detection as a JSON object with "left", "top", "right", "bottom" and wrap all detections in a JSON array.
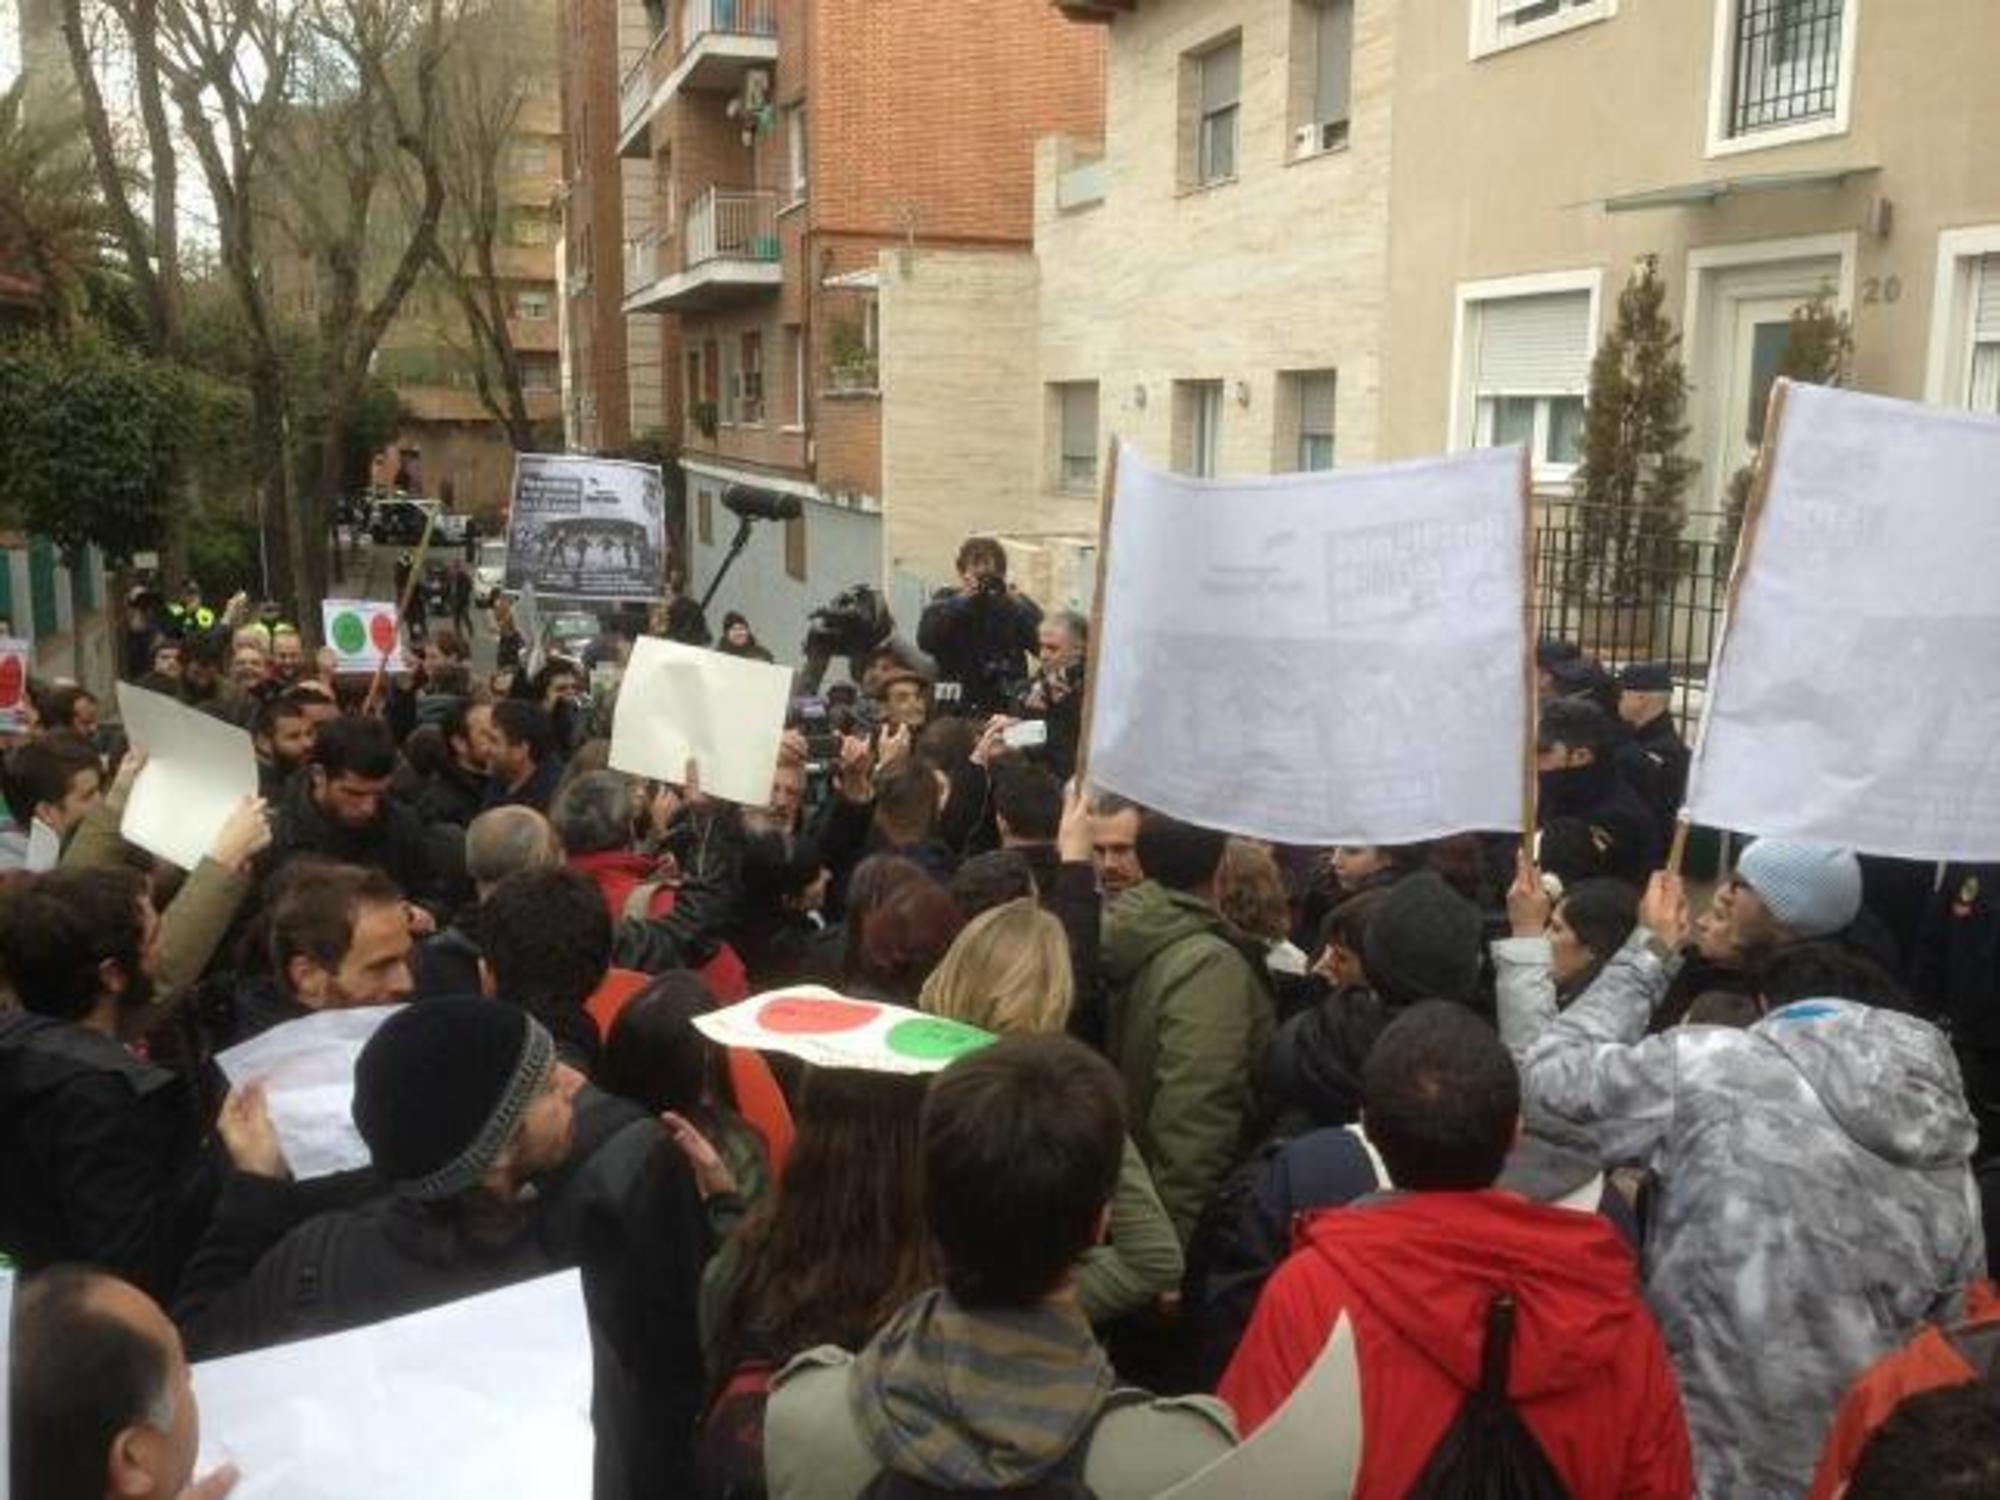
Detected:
[{"left": 795, "top": 584, "right": 937, "bottom": 698}]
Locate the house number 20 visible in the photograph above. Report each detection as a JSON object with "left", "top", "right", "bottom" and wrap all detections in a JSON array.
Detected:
[{"left": 1861, "top": 275, "right": 1903, "bottom": 305}]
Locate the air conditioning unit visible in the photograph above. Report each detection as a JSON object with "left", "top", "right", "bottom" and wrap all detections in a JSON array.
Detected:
[{"left": 1293, "top": 119, "right": 1351, "bottom": 159}]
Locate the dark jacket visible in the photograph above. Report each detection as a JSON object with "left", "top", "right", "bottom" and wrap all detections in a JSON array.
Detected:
[
  {"left": 1259, "top": 982, "right": 1391, "bottom": 1138},
  {"left": 1630, "top": 711, "right": 1691, "bottom": 834},
  {"left": 417, "top": 760, "right": 488, "bottom": 829},
  {"left": 1017, "top": 844, "right": 1107, "bottom": 1048},
  {"left": 412, "top": 922, "right": 484, "bottom": 1001},
  {"left": 1539, "top": 759, "right": 1663, "bottom": 885},
  {"left": 206, "top": 976, "right": 314, "bottom": 1055},
  {"left": 483, "top": 755, "right": 565, "bottom": 814},
  {"left": 0, "top": 1011, "right": 211, "bottom": 1298},
  {"left": 178, "top": 1088, "right": 711, "bottom": 1500},
  {"left": 268, "top": 773, "right": 445, "bottom": 911},
  {"left": 916, "top": 587, "right": 1042, "bottom": 714}
]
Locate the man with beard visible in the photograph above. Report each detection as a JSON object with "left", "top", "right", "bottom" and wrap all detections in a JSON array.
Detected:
[
  {"left": 251, "top": 688, "right": 323, "bottom": 802},
  {"left": 213, "top": 861, "right": 417, "bottom": 1050},
  {"left": 0, "top": 868, "right": 213, "bottom": 1297},
  {"left": 416, "top": 697, "right": 494, "bottom": 827},
  {"left": 268, "top": 714, "right": 446, "bottom": 912}
]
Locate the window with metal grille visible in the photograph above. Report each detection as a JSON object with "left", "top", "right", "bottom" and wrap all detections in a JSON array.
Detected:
[
  {"left": 1728, "top": 0, "right": 1844, "bottom": 137},
  {"left": 1056, "top": 383, "right": 1100, "bottom": 492},
  {"left": 1197, "top": 41, "right": 1240, "bottom": 186}
]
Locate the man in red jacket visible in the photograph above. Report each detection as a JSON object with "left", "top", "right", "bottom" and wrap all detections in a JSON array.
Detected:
[{"left": 1219, "top": 1001, "right": 1692, "bottom": 1499}]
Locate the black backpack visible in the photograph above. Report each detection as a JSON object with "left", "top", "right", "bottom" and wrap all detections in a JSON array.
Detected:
[
  {"left": 1405, "top": 1294, "right": 1573, "bottom": 1500},
  {"left": 858, "top": 1390, "right": 1155, "bottom": 1500}
]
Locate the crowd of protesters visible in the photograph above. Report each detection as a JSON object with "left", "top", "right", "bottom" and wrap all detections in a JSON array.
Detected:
[{"left": 3, "top": 540, "right": 1997, "bottom": 1500}]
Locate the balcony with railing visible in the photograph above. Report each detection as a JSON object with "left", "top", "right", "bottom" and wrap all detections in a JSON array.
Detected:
[
  {"left": 617, "top": 0, "right": 780, "bottom": 158},
  {"left": 624, "top": 187, "right": 781, "bottom": 313}
]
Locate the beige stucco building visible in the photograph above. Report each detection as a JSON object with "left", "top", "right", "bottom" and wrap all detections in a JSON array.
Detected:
[{"left": 1038, "top": 0, "right": 2000, "bottom": 543}]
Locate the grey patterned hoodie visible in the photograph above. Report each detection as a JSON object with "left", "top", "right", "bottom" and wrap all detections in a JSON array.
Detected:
[{"left": 1514, "top": 932, "right": 1986, "bottom": 1499}]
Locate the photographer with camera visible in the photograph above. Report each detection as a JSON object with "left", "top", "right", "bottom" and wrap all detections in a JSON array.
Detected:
[
  {"left": 917, "top": 537, "right": 1043, "bottom": 716},
  {"left": 1014, "top": 610, "right": 1088, "bottom": 784}
]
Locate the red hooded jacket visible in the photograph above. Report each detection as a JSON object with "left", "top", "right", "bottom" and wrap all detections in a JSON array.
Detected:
[{"left": 1219, "top": 1190, "right": 1692, "bottom": 1500}]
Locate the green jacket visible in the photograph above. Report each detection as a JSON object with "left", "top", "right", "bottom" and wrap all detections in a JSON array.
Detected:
[{"left": 1102, "top": 881, "right": 1275, "bottom": 1246}]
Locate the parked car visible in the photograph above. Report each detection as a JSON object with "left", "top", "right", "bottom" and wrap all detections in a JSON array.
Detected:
[
  {"left": 368, "top": 497, "right": 470, "bottom": 547},
  {"left": 474, "top": 540, "right": 509, "bottom": 607},
  {"left": 543, "top": 610, "right": 603, "bottom": 663}
]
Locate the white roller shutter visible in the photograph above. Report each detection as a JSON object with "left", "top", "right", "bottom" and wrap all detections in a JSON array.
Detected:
[
  {"left": 1474, "top": 291, "right": 1592, "bottom": 394},
  {"left": 1974, "top": 255, "right": 2000, "bottom": 342}
]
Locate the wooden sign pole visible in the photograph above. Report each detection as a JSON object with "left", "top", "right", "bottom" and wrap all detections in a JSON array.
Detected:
[
  {"left": 1072, "top": 435, "right": 1122, "bottom": 792},
  {"left": 363, "top": 510, "right": 437, "bottom": 716}
]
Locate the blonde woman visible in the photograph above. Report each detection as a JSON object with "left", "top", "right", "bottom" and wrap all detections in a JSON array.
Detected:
[{"left": 919, "top": 897, "right": 1184, "bottom": 1324}]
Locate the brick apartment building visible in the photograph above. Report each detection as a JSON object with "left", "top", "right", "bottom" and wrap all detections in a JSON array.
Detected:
[{"left": 566, "top": 0, "right": 1103, "bottom": 653}]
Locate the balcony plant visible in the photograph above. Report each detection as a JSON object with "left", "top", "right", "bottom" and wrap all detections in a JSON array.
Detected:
[{"left": 827, "top": 319, "right": 877, "bottom": 392}]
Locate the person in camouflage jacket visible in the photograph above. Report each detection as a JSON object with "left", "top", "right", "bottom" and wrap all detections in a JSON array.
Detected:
[{"left": 1512, "top": 874, "right": 1986, "bottom": 1499}]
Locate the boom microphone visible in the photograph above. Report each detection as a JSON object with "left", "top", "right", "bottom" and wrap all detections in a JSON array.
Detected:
[{"left": 722, "top": 486, "right": 804, "bottom": 523}]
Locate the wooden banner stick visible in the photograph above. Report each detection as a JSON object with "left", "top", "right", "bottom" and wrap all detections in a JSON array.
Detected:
[
  {"left": 1665, "top": 814, "right": 1692, "bottom": 879},
  {"left": 363, "top": 509, "right": 436, "bottom": 716},
  {"left": 1518, "top": 445, "right": 1540, "bottom": 867},
  {"left": 1072, "top": 435, "right": 1122, "bottom": 794}
]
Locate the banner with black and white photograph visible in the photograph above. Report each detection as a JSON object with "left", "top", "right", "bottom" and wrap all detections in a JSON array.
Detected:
[{"left": 504, "top": 453, "right": 667, "bottom": 600}]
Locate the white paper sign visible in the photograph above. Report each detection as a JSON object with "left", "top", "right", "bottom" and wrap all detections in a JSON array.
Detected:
[
  {"left": 1088, "top": 445, "right": 1529, "bottom": 844},
  {"left": 114, "top": 683, "right": 258, "bottom": 870},
  {"left": 320, "top": 599, "right": 406, "bottom": 674},
  {"left": 610, "top": 634, "right": 793, "bottom": 806},
  {"left": 1685, "top": 383, "right": 2000, "bottom": 859},
  {"left": 25, "top": 818, "right": 58, "bottom": 873},
  {"left": 1159, "top": 1315, "right": 1359, "bottom": 1499},
  {"left": 1, "top": 1260, "right": 14, "bottom": 1497},
  {"left": 193, "top": 1271, "right": 593, "bottom": 1500},
  {"left": 215, "top": 1006, "right": 402, "bottom": 1180},
  {"left": 692, "top": 987, "right": 995, "bottom": 1074}
]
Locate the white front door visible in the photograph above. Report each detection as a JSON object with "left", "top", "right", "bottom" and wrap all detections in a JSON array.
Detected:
[{"left": 1693, "top": 255, "right": 1842, "bottom": 521}]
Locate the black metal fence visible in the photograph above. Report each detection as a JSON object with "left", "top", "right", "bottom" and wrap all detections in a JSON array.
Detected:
[
  {"left": 1531, "top": 498, "right": 1733, "bottom": 740},
  {"left": 1729, "top": 0, "right": 1845, "bottom": 137}
]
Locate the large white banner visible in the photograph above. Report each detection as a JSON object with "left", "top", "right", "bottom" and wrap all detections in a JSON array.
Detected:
[
  {"left": 506, "top": 453, "right": 667, "bottom": 600},
  {"left": 1087, "top": 445, "right": 1529, "bottom": 845},
  {"left": 194, "top": 1272, "right": 593, "bottom": 1499},
  {"left": 1686, "top": 382, "right": 2000, "bottom": 859}
]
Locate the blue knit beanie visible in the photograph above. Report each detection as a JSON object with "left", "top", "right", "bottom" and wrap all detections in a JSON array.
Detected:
[{"left": 1735, "top": 839, "right": 1863, "bottom": 940}]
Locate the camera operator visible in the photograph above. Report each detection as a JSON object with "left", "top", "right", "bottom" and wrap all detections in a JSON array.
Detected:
[
  {"left": 917, "top": 537, "right": 1042, "bottom": 716},
  {"left": 1013, "top": 610, "right": 1087, "bottom": 784}
]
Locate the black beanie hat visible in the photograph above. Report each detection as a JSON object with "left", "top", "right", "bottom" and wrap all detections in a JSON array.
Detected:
[
  {"left": 353, "top": 999, "right": 555, "bottom": 1200},
  {"left": 1362, "top": 872, "right": 1482, "bottom": 1007}
]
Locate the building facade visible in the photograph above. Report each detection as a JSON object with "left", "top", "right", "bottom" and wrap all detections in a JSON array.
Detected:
[
  {"left": 1045, "top": 0, "right": 2000, "bottom": 529},
  {"left": 365, "top": 0, "right": 567, "bottom": 519},
  {"left": 600, "top": 0, "right": 1103, "bottom": 655}
]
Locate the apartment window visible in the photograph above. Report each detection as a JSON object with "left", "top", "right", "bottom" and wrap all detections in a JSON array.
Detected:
[
  {"left": 1464, "top": 289, "right": 1592, "bottom": 472},
  {"left": 507, "top": 141, "right": 544, "bottom": 177},
  {"left": 786, "top": 325, "right": 805, "bottom": 426},
  {"left": 784, "top": 512, "right": 807, "bottom": 581},
  {"left": 517, "top": 290, "right": 551, "bottom": 320},
  {"left": 1293, "top": 0, "right": 1353, "bottom": 157},
  {"left": 521, "top": 356, "right": 558, "bottom": 392},
  {"left": 1054, "top": 382, "right": 1100, "bottom": 492},
  {"left": 1477, "top": 0, "right": 1614, "bottom": 55},
  {"left": 786, "top": 105, "right": 808, "bottom": 202},
  {"left": 702, "top": 339, "right": 720, "bottom": 406},
  {"left": 687, "top": 348, "right": 703, "bottom": 423},
  {"left": 721, "top": 337, "right": 740, "bottom": 423},
  {"left": 1176, "top": 381, "right": 1225, "bottom": 477},
  {"left": 741, "top": 330, "right": 765, "bottom": 422},
  {"left": 697, "top": 488, "right": 714, "bottom": 546},
  {"left": 1285, "top": 370, "right": 1338, "bottom": 470},
  {"left": 1721, "top": 0, "right": 1847, "bottom": 141},
  {"left": 1190, "top": 39, "right": 1241, "bottom": 188}
]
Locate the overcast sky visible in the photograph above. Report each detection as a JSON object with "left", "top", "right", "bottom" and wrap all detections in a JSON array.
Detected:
[{"left": 2, "top": 4, "right": 23, "bottom": 89}]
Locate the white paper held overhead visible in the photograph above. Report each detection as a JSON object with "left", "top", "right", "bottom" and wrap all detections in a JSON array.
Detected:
[
  {"left": 215, "top": 1006, "right": 403, "bottom": 1180},
  {"left": 610, "top": 635, "right": 794, "bottom": 807},
  {"left": 1087, "top": 445, "right": 1530, "bottom": 845},
  {"left": 114, "top": 682, "right": 259, "bottom": 871},
  {"left": 193, "top": 1271, "right": 594, "bottom": 1500},
  {"left": 1685, "top": 382, "right": 2000, "bottom": 860}
]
